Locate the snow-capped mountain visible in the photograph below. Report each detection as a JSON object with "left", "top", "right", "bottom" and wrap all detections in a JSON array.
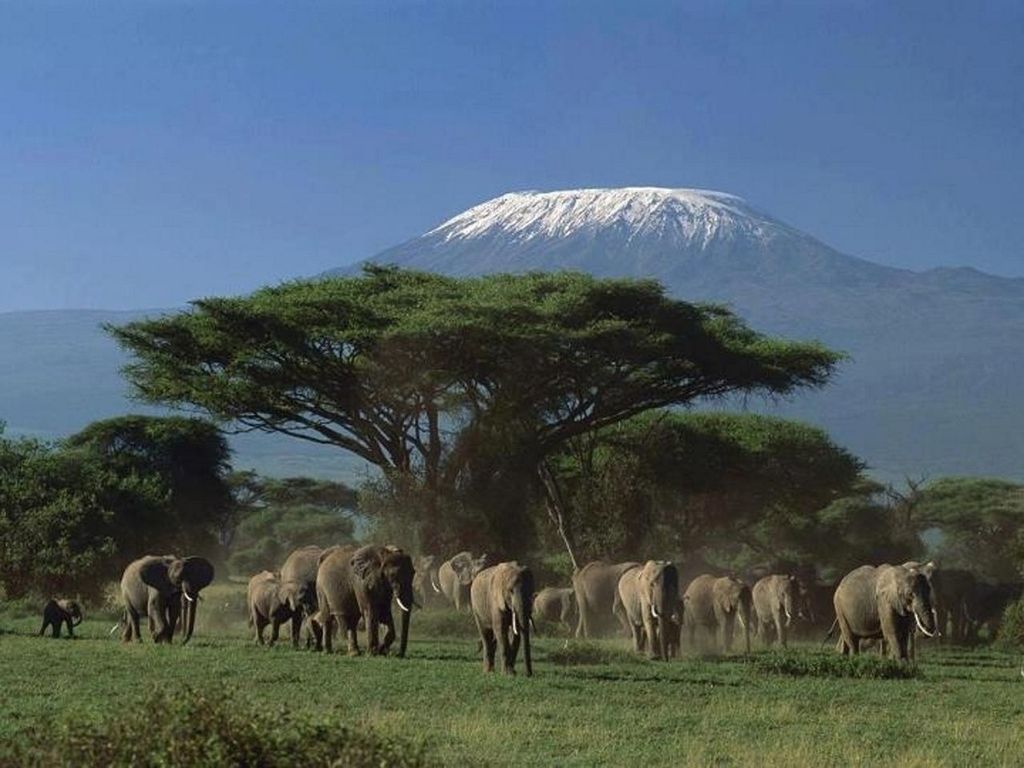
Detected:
[{"left": 327, "top": 187, "right": 1024, "bottom": 481}]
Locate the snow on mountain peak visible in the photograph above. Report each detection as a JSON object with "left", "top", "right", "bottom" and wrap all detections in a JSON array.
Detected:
[{"left": 425, "top": 187, "right": 784, "bottom": 249}]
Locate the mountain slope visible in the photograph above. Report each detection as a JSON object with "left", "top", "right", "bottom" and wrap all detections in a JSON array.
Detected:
[{"left": 331, "top": 187, "right": 1024, "bottom": 481}]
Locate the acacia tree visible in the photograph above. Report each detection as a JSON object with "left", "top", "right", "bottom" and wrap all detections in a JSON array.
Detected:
[{"left": 108, "top": 267, "right": 841, "bottom": 561}]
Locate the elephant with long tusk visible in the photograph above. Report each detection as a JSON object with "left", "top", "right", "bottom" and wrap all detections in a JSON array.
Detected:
[
  {"left": 752, "top": 574, "right": 804, "bottom": 649},
  {"left": 120, "top": 555, "right": 215, "bottom": 643},
  {"left": 617, "top": 561, "right": 679, "bottom": 660},
  {"left": 470, "top": 561, "right": 535, "bottom": 676},
  {"left": 316, "top": 544, "right": 415, "bottom": 658},
  {"left": 832, "top": 563, "right": 937, "bottom": 662}
]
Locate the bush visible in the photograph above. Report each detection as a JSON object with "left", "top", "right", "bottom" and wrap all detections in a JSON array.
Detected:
[
  {"left": 547, "top": 641, "right": 642, "bottom": 666},
  {"left": 0, "top": 688, "right": 432, "bottom": 767},
  {"left": 752, "top": 651, "right": 922, "bottom": 680},
  {"left": 996, "top": 598, "right": 1024, "bottom": 650}
]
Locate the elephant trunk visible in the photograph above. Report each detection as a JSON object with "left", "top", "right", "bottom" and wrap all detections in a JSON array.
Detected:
[
  {"left": 523, "top": 620, "right": 533, "bottom": 677},
  {"left": 658, "top": 614, "right": 668, "bottom": 661},
  {"left": 398, "top": 599, "right": 411, "bottom": 658},
  {"left": 183, "top": 593, "right": 197, "bottom": 644}
]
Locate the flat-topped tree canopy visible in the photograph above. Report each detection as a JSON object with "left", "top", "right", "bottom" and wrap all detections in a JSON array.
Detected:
[{"left": 107, "top": 266, "right": 842, "bottom": 483}]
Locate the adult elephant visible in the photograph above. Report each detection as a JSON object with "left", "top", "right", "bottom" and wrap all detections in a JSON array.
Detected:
[
  {"left": 752, "top": 574, "right": 801, "bottom": 648},
  {"left": 120, "top": 554, "right": 215, "bottom": 643},
  {"left": 683, "top": 574, "right": 752, "bottom": 653},
  {"left": 832, "top": 564, "right": 937, "bottom": 661},
  {"left": 617, "top": 561, "right": 679, "bottom": 660},
  {"left": 438, "top": 551, "right": 489, "bottom": 611},
  {"left": 413, "top": 554, "right": 442, "bottom": 608},
  {"left": 470, "top": 561, "right": 534, "bottom": 676},
  {"left": 572, "top": 560, "right": 640, "bottom": 638},
  {"left": 280, "top": 544, "right": 341, "bottom": 649},
  {"left": 533, "top": 587, "right": 577, "bottom": 635},
  {"left": 247, "top": 570, "right": 317, "bottom": 647},
  {"left": 317, "top": 544, "right": 415, "bottom": 657},
  {"left": 931, "top": 568, "right": 977, "bottom": 643}
]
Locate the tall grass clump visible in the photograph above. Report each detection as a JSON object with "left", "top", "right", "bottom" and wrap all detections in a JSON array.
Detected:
[
  {"left": 996, "top": 598, "right": 1024, "bottom": 650},
  {"left": 546, "top": 641, "right": 643, "bottom": 666},
  {"left": 753, "top": 650, "right": 922, "bottom": 680},
  {"left": 0, "top": 688, "right": 432, "bottom": 768}
]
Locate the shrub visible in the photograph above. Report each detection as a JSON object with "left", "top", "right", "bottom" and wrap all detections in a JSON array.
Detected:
[
  {"left": 546, "top": 641, "right": 643, "bottom": 666},
  {"left": 0, "top": 688, "right": 432, "bottom": 767},
  {"left": 995, "top": 598, "right": 1024, "bottom": 650},
  {"left": 752, "top": 651, "right": 922, "bottom": 680}
]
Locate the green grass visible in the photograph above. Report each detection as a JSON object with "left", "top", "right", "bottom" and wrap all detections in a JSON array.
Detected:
[{"left": 2, "top": 602, "right": 1024, "bottom": 767}]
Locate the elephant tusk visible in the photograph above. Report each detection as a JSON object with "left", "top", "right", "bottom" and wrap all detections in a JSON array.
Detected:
[
  {"left": 183, "top": 591, "right": 195, "bottom": 603},
  {"left": 430, "top": 575, "right": 442, "bottom": 594},
  {"left": 109, "top": 623, "right": 121, "bottom": 636},
  {"left": 396, "top": 597, "right": 411, "bottom": 613},
  {"left": 651, "top": 604, "right": 659, "bottom": 620},
  {"left": 914, "top": 611, "right": 936, "bottom": 638},
  {"left": 511, "top": 611, "right": 519, "bottom": 637}
]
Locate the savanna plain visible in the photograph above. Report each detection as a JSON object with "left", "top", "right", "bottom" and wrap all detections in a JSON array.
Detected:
[{"left": 1, "top": 586, "right": 1022, "bottom": 767}]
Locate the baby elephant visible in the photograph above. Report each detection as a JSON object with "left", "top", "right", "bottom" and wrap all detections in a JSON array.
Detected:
[
  {"left": 247, "top": 571, "right": 317, "bottom": 647},
  {"left": 39, "top": 599, "right": 83, "bottom": 638},
  {"left": 533, "top": 587, "right": 577, "bottom": 635}
]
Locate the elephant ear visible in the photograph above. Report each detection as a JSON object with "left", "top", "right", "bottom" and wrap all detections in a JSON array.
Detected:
[
  {"left": 181, "top": 557, "right": 215, "bottom": 591},
  {"left": 140, "top": 557, "right": 176, "bottom": 593},
  {"left": 919, "top": 561, "right": 936, "bottom": 580},
  {"left": 350, "top": 546, "right": 383, "bottom": 586}
]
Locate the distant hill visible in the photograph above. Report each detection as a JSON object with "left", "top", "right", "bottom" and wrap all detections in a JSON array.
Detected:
[{"left": 328, "top": 187, "right": 1024, "bottom": 481}]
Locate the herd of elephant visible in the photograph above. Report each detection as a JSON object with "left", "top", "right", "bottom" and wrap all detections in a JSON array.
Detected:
[{"left": 34, "top": 547, "right": 1023, "bottom": 675}]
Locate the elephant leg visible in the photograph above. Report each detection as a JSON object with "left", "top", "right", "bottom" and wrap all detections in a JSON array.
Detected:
[
  {"left": 38, "top": 619, "right": 47, "bottom": 637},
  {"left": 836, "top": 613, "right": 857, "bottom": 655},
  {"left": 65, "top": 616, "right": 74, "bottom": 638},
  {"left": 290, "top": 613, "right": 302, "bottom": 649},
  {"left": 380, "top": 615, "right": 396, "bottom": 655},
  {"left": 323, "top": 614, "right": 335, "bottom": 653},
  {"left": 256, "top": 617, "right": 268, "bottom": 645},
  {"left": 880, "top": 614, "right": 904, "bottom": 661},
  {"left": 641, "top": 615, "right": 658, "bottom": 659},
  {"left": 576, "top": 599, "right": 588, "bottom": 638},
  {"left": 612, "top": 594, "right": 630, "bottom": 637},
  {"left": 367, "top": 612, "right": 381, "bottom": 655},
  {"left": 630, "top": 622, "right": 644, "bottom": 653},
  {"left": 345, "top": 616, "right": 361, "bottom": 657},
  {"left": 270, "top": 618, "right": 282, "bottom": 646},
  {"left": 496, "top": 614, "right": 515, "bottom": 674},
  {"left": 483, "top": 630, "right": 497, "bottom": 673},
  {"left": 774, "top": 611, "right": 786, "bottom": 649},
  {"left": 509, "top": 629, "right": 521, "bottom": 673}
]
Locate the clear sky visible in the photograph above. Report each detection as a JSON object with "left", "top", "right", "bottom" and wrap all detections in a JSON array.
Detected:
[{"left": 1, "top": 1, "right": 1021, "bottom": 311}]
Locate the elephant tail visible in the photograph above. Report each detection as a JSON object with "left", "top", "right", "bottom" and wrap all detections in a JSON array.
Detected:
[{"left": 821, "top": 618, "right": 838, "bottom": 646}]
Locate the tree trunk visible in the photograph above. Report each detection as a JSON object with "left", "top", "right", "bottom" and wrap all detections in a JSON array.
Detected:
[{"left": 537, "top": 462, "right": 579, "bottom": 572}]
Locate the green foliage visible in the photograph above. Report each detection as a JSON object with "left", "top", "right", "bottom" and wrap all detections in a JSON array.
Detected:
[
  {"left": 65, "top": 415, "right": 233, "bottom": 559},
  {"left": 752, "top": 651, "right": 922, "bottom": 679},
  {"left": 0, "top": 436, "right": 116, "bottom": 600},
  {"left": 1, "top": 688, "right": 431, "bottom": 768},
  {"left": 0, "top": 416, "right": 231, "bottom": 600},
  {"left": 555, "top": 410, "right": 865, "bottom": 567},
  {"left": 914, "top": 476, "right": 1024, "bottom": 581},
  {"left": 226, "top": 472, "right": 357, "bottom": 575},
  {"left": 995, "top": 599, "right": 1024, "bottom": 651},
  {"left": 108, "top": 267, "right": 841, "bottom": 552}
]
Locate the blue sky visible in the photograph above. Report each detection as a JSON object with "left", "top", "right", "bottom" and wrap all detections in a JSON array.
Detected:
[{"left": 1, "top": 1, "right": 1021, "bottom": 310}]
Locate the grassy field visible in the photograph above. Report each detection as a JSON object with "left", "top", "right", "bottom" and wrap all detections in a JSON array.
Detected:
[{"left": 2, "top": 592, "right": 1024, "bottom": 767}]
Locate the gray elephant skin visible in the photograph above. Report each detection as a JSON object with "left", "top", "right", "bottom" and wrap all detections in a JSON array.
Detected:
[
  {"left": 438, "top": 551, "right": 489, "bottom": 611},
  {"left": 683, "top": 574, "right": 752, "bottom": 653},
  {"left": 317, "top": 544, "right": 415, "bottom": 657},
  {"left": 120, "top": 554, "right": 215, "bottom": 643},
  {"left": 413, "top": 554, "right": 443, "bottom": 608},
  {"left": 572, "top": 560, "right": 640, "bottom": 638},
  {"left": 533, "top": 587, "right": 577, "bottom": 634},
  {"left": 470, "top": 561, "right": 534, "bottom": 676},
  {"left": 832, "top": 564, "right": 937, "bottom": 660},
  {"left": 281, "top": 544, "right": 343, "bottom": 649},
  {"left": 617, "top": 561, "right": 679, "bottom": 660},
  {"left": 752, "top": 574, "right": 801, "bottom": 648},
  {"left": 247, "top": 570, "right": 316, "bottom": 647},
  {"left": 39, "top": 598, "right": 82, "bottom": 638}
]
